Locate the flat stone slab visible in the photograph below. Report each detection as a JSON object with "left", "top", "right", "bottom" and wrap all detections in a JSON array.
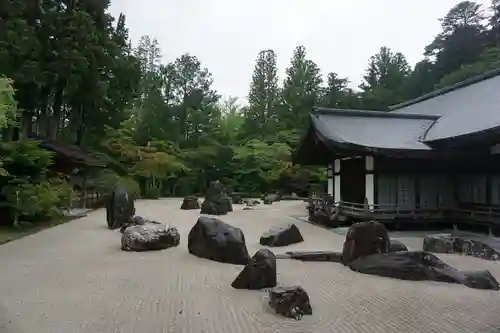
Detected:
[
  {"left": 349, "top": 250, "right": 500, "bottom": 290},
  {"left": 423, "top": 233, "right": 500, "bottom": 261},
  {"left": 282, "top": 251, "right": 343, "bottom": 262}
]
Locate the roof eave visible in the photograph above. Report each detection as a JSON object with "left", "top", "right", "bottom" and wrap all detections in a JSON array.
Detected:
[
  {"left": 424, "top": 125, "right": 500, "bottom": 148},
  {"left": 313, "top": 107, "right": 439, "bottom": 120},
  {"left": 389, "top": 67, "right": 500, "bottom": 110}
]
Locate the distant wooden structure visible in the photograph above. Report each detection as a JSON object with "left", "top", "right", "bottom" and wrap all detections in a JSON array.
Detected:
[
  {"left": 294, "top": 68, "right": 500, "bottom": 235},
  {"left": 35, "top": 138, "right": 106, "bottom": 209}
]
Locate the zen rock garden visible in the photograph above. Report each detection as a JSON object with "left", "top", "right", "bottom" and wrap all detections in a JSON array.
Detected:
[{"left": 105, "top": 181, "right": 500, "bottom": 321}]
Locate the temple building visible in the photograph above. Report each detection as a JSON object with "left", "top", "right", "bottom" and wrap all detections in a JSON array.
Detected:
[{"left": 293, "top": 69, "right": 500, "bottom": 232}]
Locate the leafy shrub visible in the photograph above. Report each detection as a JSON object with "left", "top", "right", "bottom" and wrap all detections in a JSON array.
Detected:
[
  {"left": 122, "top": 177, "right": 141, "bottom": 199},
  {"left": 0, "top": 140, "right": 64, "bottom": 225},
  {"left": 143, "top": 179, "right": 162, "bottom": 199},
  {"left": 93, "top": 169, "right": 141, "bottom": 199},
  {"left": 3, "top": 180, "right": 63, "bottom": 224},
  {"left": 0, "top": 140, "right": 54, "bottom": 180},
  {"left": 49, "top": 175, "right": 75, "bottom": 209}
]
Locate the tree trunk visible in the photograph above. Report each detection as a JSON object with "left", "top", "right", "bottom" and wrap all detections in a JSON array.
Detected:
[{"left": 47, "top": 80, "right": 65, "bottom": 139}]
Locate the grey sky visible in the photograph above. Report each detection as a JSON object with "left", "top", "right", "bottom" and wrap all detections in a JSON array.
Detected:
[{"left": 109, "top": 0, "right": 490, "bottom": 103}]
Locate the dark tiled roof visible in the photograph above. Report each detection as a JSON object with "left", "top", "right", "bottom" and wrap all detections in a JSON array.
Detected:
[
  {"left": 311, "top": 108, "right": 435, "bottom": 151},
  {"left": 295, "top": 68, "right": 500, "bottom": 164},
  {"left": 35, "top": 138, "right": 105, "bottom": 167},
  {"left": 391, "top": 68, "right": 500, "bottom": 143}
]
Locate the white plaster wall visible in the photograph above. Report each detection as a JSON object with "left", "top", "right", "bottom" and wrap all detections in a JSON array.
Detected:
[
  {"left": 334, "top": 159, "right": 341, "bottom": 202},
  {"left": 365, "top": 156, "right": 374, "bottom": 206},
  {"left": 327, "top": 164, "right": 333, "bottom": 195}
]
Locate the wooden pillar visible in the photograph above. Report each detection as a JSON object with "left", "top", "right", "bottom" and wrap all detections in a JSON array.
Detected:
[
  {"left": 82, "top": 171, "right": 87, "bottom": 209},
  {"left": 365, "top": 156, "right": 375, "bottom": 207},
  {"left": 327, "top": 164, "right": 333, "bottom": 195},
  {"left": 334, "top": 159, "right": 341, "bottom": 202}
]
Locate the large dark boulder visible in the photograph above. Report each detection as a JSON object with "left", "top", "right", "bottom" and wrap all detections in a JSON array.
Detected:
[
  {"left": 390, "top": 239, "right": 409, "bottom": 252},
  {"left": 121, "top": 224, "right": 180, "bottom": 251},
  {"left": 200, "top": 200, "right": 225, "bottom": 215},
  {"left": 106, "top": 183, "right": 135, "bottom": 230},
  {"left": 200, "top": 181, "right": 231, "bottom": 215},
  {"left": 423, "top": 234, "right": 500, "bottom": 261},
  {"left": 263, "top": 193, "right": 281, "bottom": 203},
  {"left": 341, "top": 221, "right": 390, "bottom": 265},
  {"left": 268, "top": 285, "right": 312, "bottom": 320},
  {"left": 188, "top": 216, "right": 250, "bottom": 265},
  {"left": 260, "top": 224, "right": 304, "bottom": 247},
  {"left": 222, "top": 196, "right": 233, "bottom": 212},
  {"left": 231, "top": 249, "right": 277, "bottom": 289},
  {"left": 231, "top": 194, "right": 243, "bottom": 204},
  {"left": 349, "top": 251, "right": 500, "bottom": 290},
  {"left": 180, "top": 196, "right": 200, "bottom": 210}
]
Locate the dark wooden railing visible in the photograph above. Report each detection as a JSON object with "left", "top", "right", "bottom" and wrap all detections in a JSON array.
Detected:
[
  {"left": 335, "top": 201, "right": 500, "bottom": 225},
  {"left": 71, "top": 189, "right": 109, "bottom": 210}
]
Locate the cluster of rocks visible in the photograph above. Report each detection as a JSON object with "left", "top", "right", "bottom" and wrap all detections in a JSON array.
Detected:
[
  {"left": 283, "top": 221, "right": 499, "bottom": 291},
  {"left": 423, "top": 233, "right": 500, "bottom": 261},
  {"left": 186, "top": 215, "right": 310, "bottom": 319},
  {"left": 307, "top": 194, "right": 345, "bottom": 227},
  {"left": 107, "top": 183, "right": 500, "bottom": 320},
  {"left": 180, "top": 181, "right": 278, "bottom": 213},
  {"left": 106, "top": 183, "right": 180, "bottom": 252}
]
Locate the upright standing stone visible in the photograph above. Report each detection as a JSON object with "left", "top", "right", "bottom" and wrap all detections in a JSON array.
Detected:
[
  {"left": 341, "top": 221, "right": 390, "bottom": 265},
  {"left": 106, "top": 183, "right": 135, "bottom": 230},
  {"left": 200, "top": 180, "right": 232, "bottom": 215},
  {"left": 180, "top": 196, "right": 200, "bottom": 210},
  {"left": 231, "top": 249, "right": 277, "bottom": 289}
]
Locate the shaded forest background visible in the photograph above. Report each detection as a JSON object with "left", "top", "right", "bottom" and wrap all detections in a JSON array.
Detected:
[{"left": 0, "top": 0, "right": 500, "bottom": 224}]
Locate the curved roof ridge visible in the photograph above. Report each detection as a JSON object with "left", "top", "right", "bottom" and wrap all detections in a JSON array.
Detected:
[{"left": 389, "top": 67, "right": 500, "bottom": 110}]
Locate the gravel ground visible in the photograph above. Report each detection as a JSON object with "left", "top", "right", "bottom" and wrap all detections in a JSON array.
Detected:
[{"left": 0, "top": 199, "right": 499, "bottom": 333}]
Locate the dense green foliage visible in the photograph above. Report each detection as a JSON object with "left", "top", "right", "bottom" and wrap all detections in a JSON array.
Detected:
[{"left": 1, "top": 0, "right": 500, "bottom": 225}]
